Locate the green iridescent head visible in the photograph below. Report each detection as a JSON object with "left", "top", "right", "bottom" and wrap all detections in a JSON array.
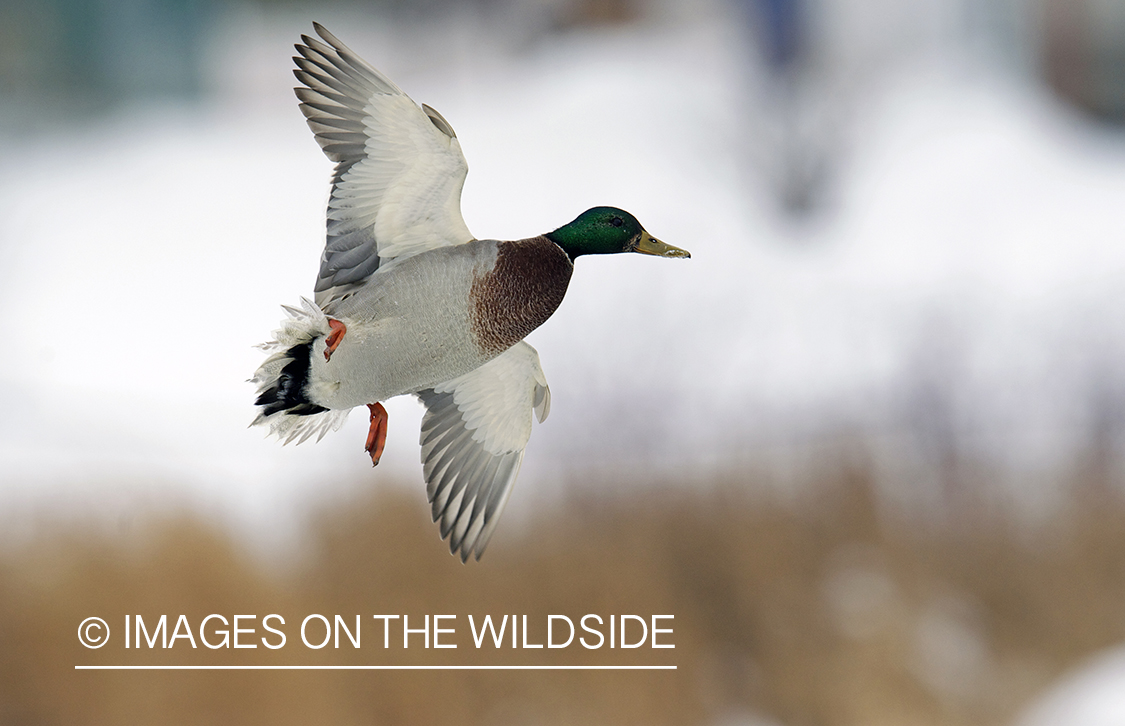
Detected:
[{"left": 545, "top": 207, "right": 690, "bottom": 260}]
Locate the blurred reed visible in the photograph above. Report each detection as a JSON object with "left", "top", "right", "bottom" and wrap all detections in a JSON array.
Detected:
[{"left": 2, "top": 453, "right": 1124, "bottom": 725}]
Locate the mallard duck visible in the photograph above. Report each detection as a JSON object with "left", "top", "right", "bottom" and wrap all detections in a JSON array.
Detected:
[{"left": 252, "top": 23, "right": 689, "bottom": 562}]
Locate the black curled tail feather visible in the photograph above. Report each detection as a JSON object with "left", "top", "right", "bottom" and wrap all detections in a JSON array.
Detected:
[{"left": 254, "top": 341, "right": 328, "bottom": 417}]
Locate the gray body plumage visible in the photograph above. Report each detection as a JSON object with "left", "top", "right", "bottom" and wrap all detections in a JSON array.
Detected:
[{"left": 308, "top": 239, "right": 503, "bottom": 410}]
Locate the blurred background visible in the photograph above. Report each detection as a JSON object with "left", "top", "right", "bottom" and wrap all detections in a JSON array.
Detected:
[{"left": 2, "top": 0, "right": 1125, "bottom": 723}]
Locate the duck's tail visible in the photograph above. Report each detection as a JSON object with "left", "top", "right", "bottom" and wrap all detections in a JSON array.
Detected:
[{"left": 250, "top": 298, "right": 350, "bottom": 444}]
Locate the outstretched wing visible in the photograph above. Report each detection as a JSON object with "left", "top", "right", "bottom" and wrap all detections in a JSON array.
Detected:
[
  {"left": 416, "top": 342, "right": 552, "bottom": 562},
  {"left": 294, "top": 23, "right": 474, "bottom": 308}
]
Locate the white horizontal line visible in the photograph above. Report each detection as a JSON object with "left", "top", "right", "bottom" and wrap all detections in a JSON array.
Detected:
[{"left": 75, "top": 665, "right": 676, "bottom": 670}]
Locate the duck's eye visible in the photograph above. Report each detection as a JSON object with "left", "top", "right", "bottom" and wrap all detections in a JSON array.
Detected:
[{"left": 610, "top": 217, "right": 623, "bottom": 227}]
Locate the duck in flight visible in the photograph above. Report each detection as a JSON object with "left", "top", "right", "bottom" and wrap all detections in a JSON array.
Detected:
[{"left": 252, "top": 23, "right": 690, "bottom": 562}]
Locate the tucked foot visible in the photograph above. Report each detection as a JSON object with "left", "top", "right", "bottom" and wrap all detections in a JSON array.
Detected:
[
  {"left": 324, "top": 318, "right": 347, "bottom": 361},
  {"left": 365, "top": 402, "right": 389, "bottom": 466}
]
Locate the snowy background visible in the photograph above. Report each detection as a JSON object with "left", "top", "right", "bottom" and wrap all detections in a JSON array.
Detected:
[
  {"left": 2, "top": 0, "right": 1125, "bottom": 721},
  {"left": 3, "top": 0, "right": 1123, "bottom": 537}
]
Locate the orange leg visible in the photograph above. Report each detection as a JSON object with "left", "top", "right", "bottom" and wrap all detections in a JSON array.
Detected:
[
  {"left": 324, "top": 318, "right": 346, "bottom": 361},
  {"left": 365, "top": 402, "right": 389, "bottom": 467}
]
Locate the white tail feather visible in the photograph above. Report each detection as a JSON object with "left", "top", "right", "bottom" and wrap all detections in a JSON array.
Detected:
[{"left": 250, "top": 298, "right": 351, "bottom": 444}]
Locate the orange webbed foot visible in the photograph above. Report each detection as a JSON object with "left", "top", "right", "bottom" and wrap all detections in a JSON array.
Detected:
[
  {"left": 365, "top": 402, "right": 389, "bottom": 466},
  {"left": 324, "top": 318, "right": 346, "bottom": 361}
]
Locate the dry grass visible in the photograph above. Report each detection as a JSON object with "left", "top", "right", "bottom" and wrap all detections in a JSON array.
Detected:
[{"left": 2, "top": 457, "right": 1124, "bottom": 725}]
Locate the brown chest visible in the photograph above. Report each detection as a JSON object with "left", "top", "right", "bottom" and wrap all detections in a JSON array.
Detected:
[{"left": 469, "top": 236, "right": 574, "bottom": 356}]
